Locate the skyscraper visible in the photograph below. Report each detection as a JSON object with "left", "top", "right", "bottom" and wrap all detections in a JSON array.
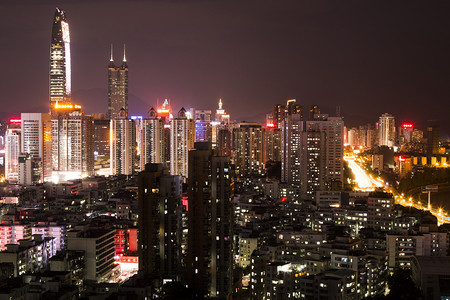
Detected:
[
  {"left": 51, "top": 103, "right": 94, "bottom": 181},
  {"left": 5, "top": 121, "right": 21, "bottom": 183},
  {"left": 233, "top": 123, "right": 265, "bottom": 176},
  {"left": 187, "top": 142, "right": 233, "bottom": 298},
  {"left": 378, "top": 113, "right": 395, "bottom": 148},
  {"left": 170, "top": 108, "right": 195, "bottom": 178},
  {"left": 108, "top": 44, "right": 129, "bottom": 118},
  {"left": 306, "top": 115, "right": 344, "bottom": 190},
  {"left": 137, "top": 163, "right": 182, "bottom": 280},
  {"left": 299, "top": 130, "right": 326, "bottom": 198},
  {"left": 50, "top": 8, "right": 71, "bottom": 104},
  {"left": 141, "top": 108, "right": 165, "bottom": 168},
  {"left": 281, "top": 114, "right": 303, "bottom": 184},
  {"left": 21, "top": 113, "right": 52, "bottom": 182},
  {"left": 110, "top": 108, "right": 136, "bottom": 176}
]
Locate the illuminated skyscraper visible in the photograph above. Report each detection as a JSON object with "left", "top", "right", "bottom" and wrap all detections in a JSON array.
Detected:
[
  {"left": 378, "top": 113, "right": 395, "bottom": 148},
  {"left": 5, "top": 121, "right": 21, "bottom": 183},
  {"left": 170, "top": 108, "right": 195, "bottom": 178},
  {"left": 299, "top": 130, "right": 326, "bottom": 198},
  {"left": 141, "top": 108, "right": 165, "bottom": 168},
  {"left": 110, "top": 109, "right": 136, "bottom": 175},
  {"left": 21, "top": 113, "right": 52, "bottom": 182},
  {"left": 233, "top": 123, "right": 265, "bottom": 176},
  {"left": 108, "top": 44, "right": 129, "bottom": 118},
  {"left": 50, "top": 8, "right": 71, "bottom": 104},
  {"left": 51, "top": 103, "right": 94, "bottom": 181},
  {"left": 281, "top": 114, "right": 303, "bottom": 184},
  {"left": 306, "top": 115, "right": 344, "bottom": 190}
]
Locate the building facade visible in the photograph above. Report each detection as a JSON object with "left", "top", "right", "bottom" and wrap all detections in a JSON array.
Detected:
[
  {"left": 108, "top": 44, "right": 129, "bottom": 118},
  {"left": 50, "top": 8, "right": 71, "bottom": 104}
]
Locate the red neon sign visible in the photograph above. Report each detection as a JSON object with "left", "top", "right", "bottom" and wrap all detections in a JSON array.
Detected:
[
  {"left": 398, "top": 156, "right": 406, "bottom": 162},
  {"left": 266, "top": 123, "right": 275, "bottom": 128},
  {"left": 402, "top": 123, "right": 413, "bottom": 129},
  {"left": 9, "top": 119, "right": 21, "bottom": 123},
  {"left": 280, "top": 196, "right": 287, "bottom": 203}
]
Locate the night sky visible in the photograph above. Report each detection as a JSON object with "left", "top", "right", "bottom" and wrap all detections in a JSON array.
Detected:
[{"left": 1, "top": 1, "right": 449, "bottom": 134}]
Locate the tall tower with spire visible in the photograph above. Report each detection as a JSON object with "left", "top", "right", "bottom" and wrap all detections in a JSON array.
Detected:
[
  {"left": 50, "top": 8, "right": 71, "bottom": 106},
  {"left": 108, "top": 44, "right": 129, "bottom": 119}
]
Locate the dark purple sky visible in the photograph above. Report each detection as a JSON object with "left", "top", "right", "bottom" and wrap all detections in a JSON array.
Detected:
[{"left": 1, "top": 0, "right": 449, "bottom": 134}]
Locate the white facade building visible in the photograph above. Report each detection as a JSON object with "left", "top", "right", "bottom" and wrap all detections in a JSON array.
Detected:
[{"left": 170, "top": 108, "right": 195, "bottom": 178}]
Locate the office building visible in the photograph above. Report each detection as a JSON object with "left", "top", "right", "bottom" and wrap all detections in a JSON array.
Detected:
[
  {"left": 137, "top": 163, "right": 182, "bottom": 280},
  {"left": 170, "top": 107, "right": 195, "bottom": 178},
  {"left": 110, "top": 108, "right": 136, "bottom": 176},
  {"left": 5, "top": 123, "right": 21, "bottom": 183},
  {"left": 214, "top": 99, "right": 230, "bottom": 125},
  {"left": 67, "top": 229, "right": 117, "bottom": 282},
  {"left": 108, "top": 44, "right": 129, "bottom": 118},
  {"left": 233, "top": 123, "right": 265, "bottom": 176},
  {"left": 21, "top": 113, "right": 52, "bottom": 182},
  {"left": 378, "top": 113, "right": 395, "bottom": 147},
  {"left": 187, "top": 142, "right": 233, "bottom": 299},
  {"left": 51, "top": 103, "right": 94, "bottom": 181},
  {"left": 50, "top": 8, "right": 71, "bottom": 104},
  {"left": 194, "top": 109, "right": 212, "bottom": 142}
]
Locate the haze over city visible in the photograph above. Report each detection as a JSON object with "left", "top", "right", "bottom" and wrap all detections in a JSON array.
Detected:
[{"left": 1, "top": 0, "right": 449, "bottom": 133}]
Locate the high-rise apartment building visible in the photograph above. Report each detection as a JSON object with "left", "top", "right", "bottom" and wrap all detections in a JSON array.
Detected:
[
  {"left": 378, "top": 113, "right": 395, "bottom": 148},
  {"left": 170, "top": 108, "right": 195, "bottom": 178},
  {"left": 137, "top": 163, "right": 182, "bottom": 280},
  {"left": 299, "top": 130, "right": 326, "bottom": 198},
  {"left": 93, "top": 115, "right": 110, "bottom": 171},
  {"left": 50, "top": 8, "right": 71, "bottom": 104},
  {"left": 265, "top": 125, "right": 282, "bottom": 162},
  {"left": 51, "top": 103, "right": 94, "bottom": 181},
  {"left": 141, "top": 108, "right": 165, "bottom": 169},
  {"left": 5, "top": 122, "right": 21, "bottom": 183},
  {"left": 21, "top": 113, "right": 52, "bottom": 182},
  {"left": 306, "top": 115, "right": 344, "bottom": 190},
  {"left": 110, "top": 109, "right": 136, "bottom": 176},
  {"left": 108, "top": 44, "right": 128, "bottom": 118},
  {"left": 286, "top": 99, "right": 302, "bottom": 119},
  {"left": 281, "top": 114, "right": 303, "bottom": 184},
  {"left": 187, "top": 142, "right": 233, "bottom": 299},
  {"left": 272, "top": 104, "right": 285, "bottom": 128},
  {"left": 233, "top": 123, "right": 265, "bottom": 176}
]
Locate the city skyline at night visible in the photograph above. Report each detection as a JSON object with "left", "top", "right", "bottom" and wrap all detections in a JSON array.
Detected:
[
  {"left": 0, "top": 2, "right": 449, "bottom": 299},
  {"left": 0, "top": 1, "right": 449, "bottom": 134}
]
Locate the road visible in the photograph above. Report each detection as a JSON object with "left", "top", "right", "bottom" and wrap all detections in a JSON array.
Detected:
[
  {"left": 345, "top": 155, "right": 450, "bottom": 225},
  {"left": 344, "top": 156, "right": 383, "bottom": 191}
]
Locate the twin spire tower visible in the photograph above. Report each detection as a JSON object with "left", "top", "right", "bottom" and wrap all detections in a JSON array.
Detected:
[
  {"left": 50, "top": 8, "right": 128, "bottom": 118},
  {"left": 108, "top": 44, "right": 129, "bottom": 119}
]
